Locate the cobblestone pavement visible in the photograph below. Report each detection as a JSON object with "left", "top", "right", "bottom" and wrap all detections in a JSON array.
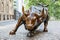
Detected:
[{"left": 0, "top": 21, "right": 60, "bottom": 40}]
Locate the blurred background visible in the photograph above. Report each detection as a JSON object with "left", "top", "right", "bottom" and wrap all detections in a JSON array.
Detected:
[
  {"left": 0, "top": 0, "right": 60, "bottom": 21},
  {"left": 14, "top": 0, "right": 60, "bottom": 20},
  {"left": 24, "top": 0, "right": 60, "bottom": 21}
]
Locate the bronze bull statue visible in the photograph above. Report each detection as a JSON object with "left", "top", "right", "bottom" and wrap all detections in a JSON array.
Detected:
[{"left": 9, "top": 5, "right": 49, "bottom": 37}]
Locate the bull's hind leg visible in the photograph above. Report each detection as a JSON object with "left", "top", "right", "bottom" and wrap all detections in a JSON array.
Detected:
[
  {"left": 9, "top": 17, "right": 23, "bottom": 35},
  {"left": 43, "top": 15, "right": 49, "bottom": 32},
  {"left": 43, "top": 21, "right": 48, "bottom": 32}
]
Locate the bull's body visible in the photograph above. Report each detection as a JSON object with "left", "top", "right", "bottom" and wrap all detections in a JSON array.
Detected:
[{"left": 9, "top": 5, "right": 49, "bottom": 37}]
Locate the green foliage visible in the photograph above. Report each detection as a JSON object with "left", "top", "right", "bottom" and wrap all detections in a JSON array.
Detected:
[{"left": 24, "top": 0, "right": 60, "bottom": 20}]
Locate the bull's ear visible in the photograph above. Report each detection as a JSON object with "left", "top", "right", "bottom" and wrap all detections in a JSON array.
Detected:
[{"left": 22, "top": 5, "right": 24, "bottom": 14}]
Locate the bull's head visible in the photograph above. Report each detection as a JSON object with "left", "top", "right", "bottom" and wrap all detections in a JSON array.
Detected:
[
  {"left": 25, "top": 14, "right": 37, "bottom": 30},
  {"left": 22, "top": 5, "right": 45, "bottom": 30}
]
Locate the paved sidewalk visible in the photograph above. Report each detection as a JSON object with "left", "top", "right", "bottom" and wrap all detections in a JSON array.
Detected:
[
  {"left": 0, "top": 20, "right": 17, "bottom": 26},
  {"left": 0, "top": 21, "right": 60, "bottom": 40}
]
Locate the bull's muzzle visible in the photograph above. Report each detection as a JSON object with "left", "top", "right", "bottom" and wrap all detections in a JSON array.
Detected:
[{"left": 27, "top": 24, "right": 33, "bottom": 27}]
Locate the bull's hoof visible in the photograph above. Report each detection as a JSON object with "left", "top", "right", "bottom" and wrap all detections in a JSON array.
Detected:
[
  {"left": 27, "top": 32, "right": 34, "bottom": 37},
  {"left": 43, "top": 29, "right": 48, "bottom": 32},
  {"left": 9, "top": 31, "right": 16, "bottom": 35}
]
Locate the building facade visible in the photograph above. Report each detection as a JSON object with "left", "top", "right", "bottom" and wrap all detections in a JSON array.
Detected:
[
  {"left": 13, "top": 0, "right": 22, "bottom": 20},
  {"left": 0, "top": 0, "right": 14, "bottom": 21}
]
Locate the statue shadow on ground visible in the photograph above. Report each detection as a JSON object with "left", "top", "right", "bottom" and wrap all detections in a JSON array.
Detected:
[{"left": 27, "top": 29, "right": 46, "bottom": 37}]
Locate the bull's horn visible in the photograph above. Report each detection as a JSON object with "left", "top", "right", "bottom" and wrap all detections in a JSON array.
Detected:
[
  {"left": 41, "top": 8, "right": 44, "bottom": 15},
  {"left": 22, "top": 5, "right": 24, "bottom": 14}
]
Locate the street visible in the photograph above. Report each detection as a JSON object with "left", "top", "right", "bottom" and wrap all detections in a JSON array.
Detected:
[{"left": 0, "top": 20, "right": 60, "bottom": 40}]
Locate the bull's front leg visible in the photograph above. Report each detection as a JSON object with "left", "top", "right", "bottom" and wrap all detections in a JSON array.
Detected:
[{"left": 9, "top": 17, "right": 23, "bottom": 35}]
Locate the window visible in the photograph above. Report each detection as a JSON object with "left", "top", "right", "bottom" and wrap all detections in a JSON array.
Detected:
[
  {"left": 2, "top": 2, "right": 3, "bottom": 4},
  {"left": 10, "top": 15, "right": 11, "bottom": 19},
  {"left": 7, "top": 4, "right": 8, "bottom": 6},
  {"left": 3, "top": 15, "right": 5, "bottom": 20},
  {"left": 10, "top": 0, "right": 12, "bottom": 2},
  {"left": 0, "top": 15, "right": 1, "bottom": 20},
  {"left": 7, "top": 15, "right": 9, "bottom": 20}
]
